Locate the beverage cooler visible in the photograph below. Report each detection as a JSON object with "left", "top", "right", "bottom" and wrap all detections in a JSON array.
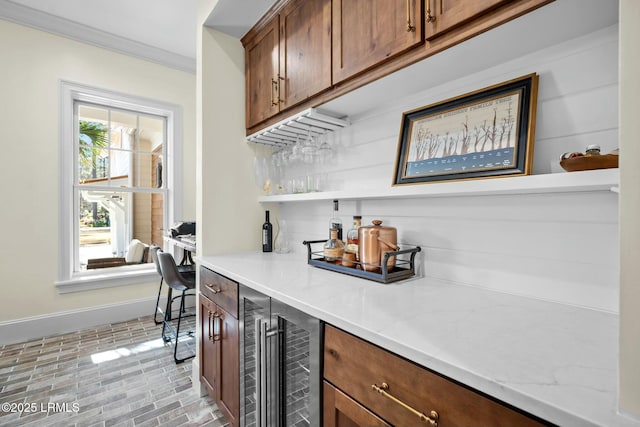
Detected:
[{"left": 239, "top": 285, "right": 322, "bottom": 427}]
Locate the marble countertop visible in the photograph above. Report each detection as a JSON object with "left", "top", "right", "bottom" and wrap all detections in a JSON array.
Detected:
[{"left": 198, "top": 251, "right": 637, "bottom": 427}]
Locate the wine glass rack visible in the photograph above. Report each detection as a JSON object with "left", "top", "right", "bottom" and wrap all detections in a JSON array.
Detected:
[{"left": 246, "top": 108, "right": 349, "bottom": 147}]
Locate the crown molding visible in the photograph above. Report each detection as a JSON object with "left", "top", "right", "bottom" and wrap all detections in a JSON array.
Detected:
[{"left": 0, "top": 0, "right": 195, "bottom": 74}]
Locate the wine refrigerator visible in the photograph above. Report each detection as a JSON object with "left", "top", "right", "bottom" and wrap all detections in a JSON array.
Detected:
[{"left": 239, "top": 285, "right": 322, "bottom": 427}]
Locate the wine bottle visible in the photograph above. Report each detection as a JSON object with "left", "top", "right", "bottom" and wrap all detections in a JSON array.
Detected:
[
  {"left": 329, "top": 200, "right": 343, "bottom": 240},
  {"left": 262, "top": 210, "right": 273, "bottom": 252}
]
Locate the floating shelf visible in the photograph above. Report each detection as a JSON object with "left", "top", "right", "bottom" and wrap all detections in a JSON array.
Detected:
[
  {"left": 246, "top": 108, "right": 349, "bottom": 147},
  {"left": 258, "top": 169, "right": 620, "bottom": 203}
]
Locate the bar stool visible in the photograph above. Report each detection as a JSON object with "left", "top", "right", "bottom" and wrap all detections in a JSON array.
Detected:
[
  {"left": 150, "top": 245, "right": 195, "bottom": 325},
  {"left": 157, "top": 251, "right": 196, "bottom": 363}
]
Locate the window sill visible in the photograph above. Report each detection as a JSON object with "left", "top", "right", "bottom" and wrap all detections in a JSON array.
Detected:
[{"left": 55, "top": 265, "right": 159, "bottom": 294}]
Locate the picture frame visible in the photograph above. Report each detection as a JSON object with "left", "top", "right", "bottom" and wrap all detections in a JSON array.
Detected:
[{"left": 392, "top": 73, "right": 538, "bottom": 185}]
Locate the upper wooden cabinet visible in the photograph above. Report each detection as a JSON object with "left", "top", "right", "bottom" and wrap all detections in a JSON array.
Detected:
[
  {"left": 280, "top": 0, "right": 332, "bottom": 109},
  {"left": 243, "top": 0, "right": 332, "bottom": 129},
  {"left": 244, "top": 17, "right": 280, "bottom": 129},
  {"left": 332, "top": 0, "right": 423, "bottom": 84},
  {"left": 242, "top": 0, "right": 552, "bottom": 135},
  {"left": 424, "top": 0, "right": 512, "bottom": 40}
]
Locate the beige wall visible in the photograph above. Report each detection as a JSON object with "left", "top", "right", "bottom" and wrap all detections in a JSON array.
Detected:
[
  {"left": 0, "top": 19, "right": 196, "bottom": 322},
  {"left": 197, "top": 19, "right": 261, "bottom": 257},
  {"left": 193, "top": 0, "right": 263, "bottom": 391},
  {"left": 619, "top": 0, "right": 640, "bottom": 416}
]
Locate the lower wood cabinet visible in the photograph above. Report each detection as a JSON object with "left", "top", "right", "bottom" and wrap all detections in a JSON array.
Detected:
[
  {"left": 323, "top": 325, "right": 549, "bottom": 427},
  {"left": 199, "top": 295, "right": 217, "bottom": 398},
  {"left": 324, "top": 381, "right": 392, "bottom": 427},
  {"left": 200, "top": 267, "right": 239, "bottom": 427}
]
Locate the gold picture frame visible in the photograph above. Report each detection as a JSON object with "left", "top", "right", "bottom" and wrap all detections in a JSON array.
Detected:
[{"left": 392, "top": 73, "right": 538, "bottom": 185}]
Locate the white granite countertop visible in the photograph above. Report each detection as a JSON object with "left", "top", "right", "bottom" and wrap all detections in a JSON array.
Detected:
[{"left": 198, "top": 251, "right": 638, "bottom": 427}]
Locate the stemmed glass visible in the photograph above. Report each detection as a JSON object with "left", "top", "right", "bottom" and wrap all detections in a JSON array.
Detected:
[
  {"left": 289, "top": 134, "right": 302, "bottom": 164},
  {"left": 301, "top": 128, "right": 318, "bottom": 164},
  {"left": 317, "top": 132, "right": 332, "bottom": 164},
  {"left": 253, "top": 153, "right": 271, "bottom": 194}
]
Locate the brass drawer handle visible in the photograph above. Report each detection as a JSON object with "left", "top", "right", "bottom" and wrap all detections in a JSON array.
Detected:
[
  {"left": 212, "top": 312, "right": 221, "bottom": 342},
  {"left": 278, "top": 74, "right": 285, "bottom": 104},
  {"left": 406, "top": 0, "right": 416, "bottom": 32},
  {"left": 205, "top": 283, "right": 221, "bottom": 293},
  {"left": 425, "top": 0, "right": 435, "bottom": 23},
  {"left": 372, "top": 382, "right": 439, "bottom": 426},
  {"left": 271, "top": 78, "right": 279, "bottom": 106}
]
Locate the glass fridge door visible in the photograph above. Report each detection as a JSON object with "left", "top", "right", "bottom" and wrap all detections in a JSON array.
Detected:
[
  {"left": 240, "top": 287, "right": 270, "bottom": 427},
  {"left": 272, "top": 300, "right": 321, "bottom": 427}
]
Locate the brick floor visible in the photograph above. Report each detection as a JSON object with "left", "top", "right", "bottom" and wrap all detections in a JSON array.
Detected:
[{"left": 0, "top": 316, "right": 228, "bottom": 427}]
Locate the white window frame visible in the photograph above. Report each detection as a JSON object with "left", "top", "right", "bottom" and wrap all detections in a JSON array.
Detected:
[{"left": 56, "top": 81, "right": 183, "bottom": 293}]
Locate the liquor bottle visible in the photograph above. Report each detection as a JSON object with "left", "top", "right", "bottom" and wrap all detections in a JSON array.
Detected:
[
  {"left": 262, "top": 210, "right": 273, "bottom": 252},
  {"left": 346, "top": 215, "right": 362, "bottom": 257},
  {"left": 330, "top": 200, "right": 343, "bottom": 240},
  {"left": 323, "top": 228, "right": 345, "bottom": 264}
]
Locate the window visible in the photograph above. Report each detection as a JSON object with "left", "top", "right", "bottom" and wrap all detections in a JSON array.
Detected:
[{"left": 57, "top": 82, "right": 183, "bottom": 293}]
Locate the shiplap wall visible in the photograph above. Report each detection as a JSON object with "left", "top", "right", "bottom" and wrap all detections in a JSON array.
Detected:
[{"left": 274, "top": 26, "right": 619, "bottom": 313}]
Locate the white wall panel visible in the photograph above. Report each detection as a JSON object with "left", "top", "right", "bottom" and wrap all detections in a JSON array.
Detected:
[{"left": 272, "top": 26, "right": 619, "bottom": 312}]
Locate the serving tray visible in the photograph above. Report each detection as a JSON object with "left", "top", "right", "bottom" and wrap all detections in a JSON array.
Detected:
[{"left": 302, "top": 240, "right": 421, "bottom": 284}]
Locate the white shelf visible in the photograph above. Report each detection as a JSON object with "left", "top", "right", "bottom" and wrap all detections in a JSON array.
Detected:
[{"left": 258, "top": 169, "right": 620, "bottom": 203}]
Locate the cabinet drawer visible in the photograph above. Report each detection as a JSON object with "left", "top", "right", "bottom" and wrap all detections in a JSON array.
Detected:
[
  {"left": 324, "top": 380, "right": 391, "bottom": 427},
  {"left": 200, "top": 267, "right": 238, "bottom": 318},
  {"left": 324, "top": 325, "right": 547, "bottom": 427}
]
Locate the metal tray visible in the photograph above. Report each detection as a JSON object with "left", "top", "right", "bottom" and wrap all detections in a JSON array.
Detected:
[{"left": 302, "top": 240, "right": 421, "bottom": 284}]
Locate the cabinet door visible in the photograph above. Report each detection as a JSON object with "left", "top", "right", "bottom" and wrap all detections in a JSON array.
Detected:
[
  {"left": 424, "top": 0, "right": 511, "bottom": 40},
  {"left": 216, "top": 304, "right": 240, "bottom": 427},
  {"left": 245, "top": 16, "right": 280, "bottom": 129},
  {"left": 332, "top": 0, "right": 423, "bottom": 83},
  {"left": 323, "top": 381, "right": 391, "bottom": 427},
  {"left": 199, "top": 295, "right": 218, "bottom": 400},
  {"left": 279, "top": 0, "right": 332, "bottom": 109}
]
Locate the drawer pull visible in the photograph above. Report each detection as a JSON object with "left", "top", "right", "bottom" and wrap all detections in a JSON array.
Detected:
[
  {"left": 271, "top": 78, "right": 279, "bottom": 106},
  {"left": 212, "top": 312, "right": 221, "bottom": 342},
  {"left": 205, "top": 283, "right": 221, "bottom": 293},
  {"left": 372, "top": 382, "right": 439, "bottom": 426},
  {"left": 425, "top": 0, "right": 435, "bottom": 23},
  {"left": 405, "top": 0, "right": 416, "bottom": 32}
]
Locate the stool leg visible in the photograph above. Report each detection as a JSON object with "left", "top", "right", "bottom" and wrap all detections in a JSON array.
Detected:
[
  {"left": 161, "top": 292, "right": 172, "bottom": 342},
  {"left": 153, "top": 277, "right": 164, "bottom": 325},
  {"left": 174, "top": 289, "right": 195, "bottom": 364}
]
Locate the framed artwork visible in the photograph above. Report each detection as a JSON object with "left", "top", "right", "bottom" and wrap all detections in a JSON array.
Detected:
[{"left": 392, "top": 73, "right": 538, "bottom": 185}]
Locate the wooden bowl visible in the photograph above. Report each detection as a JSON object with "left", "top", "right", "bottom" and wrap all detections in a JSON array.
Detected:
[{"left": 560, "top": 153, "right": 619, "bottom": 172}]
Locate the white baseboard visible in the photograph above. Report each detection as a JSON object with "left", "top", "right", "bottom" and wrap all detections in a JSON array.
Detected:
[{"left": 0, "top": 297, "right": 165, "bottom": 345}]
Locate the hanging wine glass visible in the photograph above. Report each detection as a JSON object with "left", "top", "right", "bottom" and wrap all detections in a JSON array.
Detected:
[
  {"left": 317, "top": 132, "right": 332, "bottom": 164},
  {"left": 272, "top": 148, "right": 287, "bottom": 194},
  {"left": 301, "top": 128, "right": 318, "bottom": 164},
  {"left": 290, "top": 134, "right": 301, "bottom": 164},
  {"left": 253, "top": 153, "right": 272, "bottom": 194}
]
